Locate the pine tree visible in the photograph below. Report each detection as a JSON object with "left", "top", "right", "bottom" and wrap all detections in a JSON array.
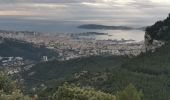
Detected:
[{"left": 116, "top": 84, "right": 143, "bottom": 100}]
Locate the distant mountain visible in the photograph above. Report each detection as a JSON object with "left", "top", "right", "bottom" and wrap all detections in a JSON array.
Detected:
[{"left": 78, "top": 24, "right": 145, "bottom": 30}]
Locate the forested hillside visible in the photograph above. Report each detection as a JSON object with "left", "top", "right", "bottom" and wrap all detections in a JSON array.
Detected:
[
  {"left": 22, "top": 56, "right": 126, "bottom": 88},
  {"left": 0, "top": 38, "right": 58, "bottom": 61},
  {"left": 0, "top": 71, "right": 142, "bottom": 100},
  {"left": 146, "top": 14, "right": 170, "bottom": 41}
]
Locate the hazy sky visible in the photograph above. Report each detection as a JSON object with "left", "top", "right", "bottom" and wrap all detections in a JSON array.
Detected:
[{"left": 0, "top": 0, "right": 170, "bottom": 32}]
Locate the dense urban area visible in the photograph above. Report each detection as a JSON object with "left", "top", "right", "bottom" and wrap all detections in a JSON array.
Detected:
[{"left": 0, "top": 31, "right": 146, "bottom": 59}]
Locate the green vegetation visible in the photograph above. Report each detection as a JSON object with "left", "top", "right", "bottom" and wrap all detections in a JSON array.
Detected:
[
  {"left": 0, "top": 71, "right": 142, "bottom": 100},
  {"left": 68, "top": 42, "right": 170, "bottom": 100},
  {"left": 146, "top": 14, "right": 170, "bottom": 41},
  {"left": 24, "top": 42, "right": 170, "bottom": 100},
  {"left": 0, "top": 72, "right": 32, "bottom": 100},
  {"left": 0, "top": 72, "right": 16, "bottom": 94},
  {"left": 116, "top": 84, "right": 142, "bottom": 100},
  {"left": 37, "top": 83, "right": 141, "bottom": 100},
  {"left": 52, "top": 83, "right": 116, "bottom": 100},
  {"left": 0, "top": 38, "right": 58, "bottom": 61},
  {"left": 22, "top": 56, "right": 126, "bottom": 88},
  {"left": 0, "top": 90, "right": 31, "bottom": 100}
]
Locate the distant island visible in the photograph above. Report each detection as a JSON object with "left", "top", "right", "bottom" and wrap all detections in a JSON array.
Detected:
[
  {"left": 74, "top": 32, "right": 108, "bottom": 36},
  {"left": 78, "top": 24, "right": 145, "bottom": 30}
]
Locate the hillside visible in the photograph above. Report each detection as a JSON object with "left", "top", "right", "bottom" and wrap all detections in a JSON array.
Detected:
[
  {"left": 0, "top": 71, "right": 142, "bottom": 100},
  {"left": 20, "top": 14, "right": 170, "bottom": 100},
  {"left": 22, "top": 56, "right": 126, "bottom": 87},
  {"left": 22, "top": 44, "right": 170, "bottom": 100},
  {"left": 0, "top": 38, "right": 58, "bottom": 61},
  {"left": 146, "top": 14, "right": 170, "bottom": 41},
  {"left": 66, "top": 41, "right": 170, "bottom": 99},
  {"left": 23, "top": 42, "right": 170, "bottom": 100}
]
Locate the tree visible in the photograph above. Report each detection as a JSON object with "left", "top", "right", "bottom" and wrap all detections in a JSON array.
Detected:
[
  {"left": 0, "top": 90, "right": 31, "bottom": 100},
  {"left": 0, "top": 72, "right": 32, "bottom": 100},
  {"left": 0, "top": 72, "right": 16, "bottom": 93},
  {"left": 52, "top": 83, "right": 116, "bottom": 100},
  {"left": 116, "top": 84, "right": 142, "bottom": 100}
]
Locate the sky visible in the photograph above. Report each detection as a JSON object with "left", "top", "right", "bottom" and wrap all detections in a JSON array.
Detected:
[{"left": 0, "top": 0, "right": 170, "bottom": 32}]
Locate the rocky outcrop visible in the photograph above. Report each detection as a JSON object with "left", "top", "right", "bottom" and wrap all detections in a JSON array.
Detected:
[
  {"left": 145, "top": 32, "right": 153, "bottom": 51},
  {"left": 144, "top": 14, "right": 170, "bottom": 51},
  {"left": 145, "top": 32, "right": 164, "bottom": 52}
]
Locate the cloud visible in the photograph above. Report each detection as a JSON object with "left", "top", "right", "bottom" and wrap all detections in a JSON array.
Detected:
[
  {"left": 25, "top": 3, "right": 68, "bottom": 9},
  {"left": 0, "top": 0, "right": 169, "bottom": 27},
  {"left": 0, "top": 0, "right": 146, "bottom": 4},
  {"left": 81, "top": 2, "right": 111, "bottom": 8},
  {"left": 0, "top": 10, "right": 36, "bottom": 16}
]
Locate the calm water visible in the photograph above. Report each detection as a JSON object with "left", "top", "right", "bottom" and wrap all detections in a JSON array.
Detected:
[{"left": 0, "top": 18, "right": 145, "bottom": 41}]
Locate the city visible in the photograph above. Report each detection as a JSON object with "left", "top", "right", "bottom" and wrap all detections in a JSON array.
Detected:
[{"left": 0, "top": 31, "right": 145, "bottom": 61}]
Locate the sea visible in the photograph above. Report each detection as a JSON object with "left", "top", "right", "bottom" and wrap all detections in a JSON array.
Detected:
[{"left": 0, "top": 16, "right": 167, "bottom": 42}]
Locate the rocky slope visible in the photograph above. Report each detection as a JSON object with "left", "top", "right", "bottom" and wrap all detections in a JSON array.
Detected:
[{"left": 145, "top": 14, "right": 170, "bottom": 51}]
